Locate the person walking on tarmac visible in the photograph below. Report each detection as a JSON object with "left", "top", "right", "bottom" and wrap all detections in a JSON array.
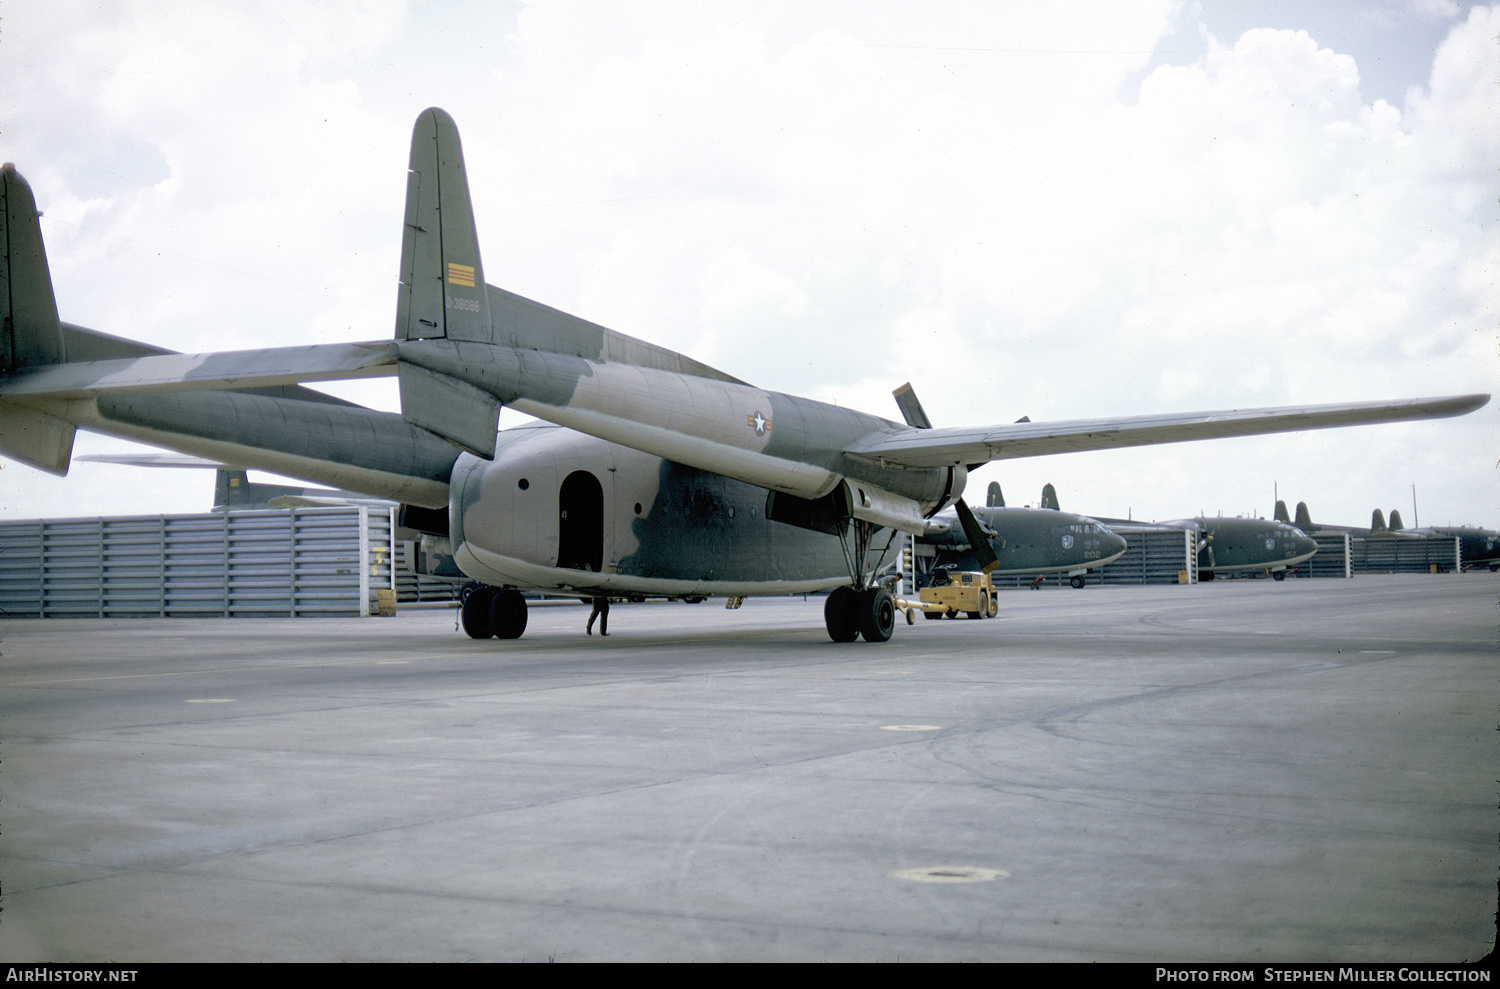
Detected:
[{"left": 586, "top": 596, "right": 610, "bottom": 636}]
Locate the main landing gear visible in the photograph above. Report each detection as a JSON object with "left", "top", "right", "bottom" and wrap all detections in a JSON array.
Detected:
[
  {"left": 823, "top": 518, "right": 900, "bottom": 643},
  {"left": 460, "top": 583, "right": 529, "bottom": 639},
  {"left": 824, "top": 585, "right": 896, "bottom": 643}
]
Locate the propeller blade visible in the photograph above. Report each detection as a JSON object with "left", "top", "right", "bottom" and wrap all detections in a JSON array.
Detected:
[
  {"left": 954, "top": 498, "right": 1001, "bottom": 574},
  {"left": 892, "top": 382, "right": 934, "bottom": 429}
]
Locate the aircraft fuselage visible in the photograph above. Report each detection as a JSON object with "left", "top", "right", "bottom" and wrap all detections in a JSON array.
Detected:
[
  {"left": 919, "top": 507, "right": 1128, "bottom": 578},
  {"left": 449, "top": 423, "right": 901, "bottom": 598},
  {"left": 1173, "top": 518, "right": 1318, "bottom": 574}
]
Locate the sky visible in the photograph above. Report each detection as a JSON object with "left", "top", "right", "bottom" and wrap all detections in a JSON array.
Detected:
[{"left": 0, "top": 0, "right": 1495, "bottom": 529}]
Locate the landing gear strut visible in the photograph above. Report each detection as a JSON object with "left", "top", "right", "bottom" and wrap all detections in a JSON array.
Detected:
[{"left": 823, "top": 519, "right": 900, "bottom": 643}]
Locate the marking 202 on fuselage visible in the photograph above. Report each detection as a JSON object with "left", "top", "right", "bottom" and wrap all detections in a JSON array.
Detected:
[{"left": 0, "top": 109, "right": 1488, "bottom": 643}]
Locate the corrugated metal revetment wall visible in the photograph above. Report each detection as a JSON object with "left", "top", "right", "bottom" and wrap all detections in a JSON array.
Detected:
[
  {"left": 1352, "top": 535, "right": 1461, "bottom": 574},
  {"left": 1093, "top": 529, "right": 1199, "bottom": 585},
  {"left": 1302, "top": 533, "right": 1352, "bottom": 578},
  {"left": 0, "top": 508, "right": 397, "bottom": 618},
  {"left": 986, "top": 529, "right": 1200, "bottom": 587}
]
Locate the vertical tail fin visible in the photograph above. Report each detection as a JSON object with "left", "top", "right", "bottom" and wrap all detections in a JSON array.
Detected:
[
  {"left": 393, "top": 109, "right": 501, "bottom": 459},
  {"left": 1388, "top": 509, "right": 1404, "bottom": 531},
  {"left": 1274, "top": 499, "right": 1290, "bottom": 523},
  {"left": 0, "top": 163, "right": 76, "bottom": 474},
  {"left": 395, "top": 108, "right": 491, "bottom": 345},
  {"left": 1371, "top": 509, "right": 1387, "bottom": 532},
  {"left": 1040, "top": 483, "right": 1059, "bottom": 511},
  {"left": 1294, "top": 502, "right": 1313, "bottom": 529}
]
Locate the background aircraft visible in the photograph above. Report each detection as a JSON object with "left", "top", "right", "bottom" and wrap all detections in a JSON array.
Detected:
[
  {"left": 0, "top": 110, "right": 1486, "bottom": 642},
  {"left": 1076, "top": 491, "right": 1320, "bottom": 580},
  {"left": 1282, "top": 500, "right": 1500, "bottom": 571},
  {"left": 1167, "top": 517, "right": 1318, "bottom": 580},
  {"left": 76, "top": 453, "right": 393, "bottom": 510},
  {"left": 916, "top": 483, "right": 1127, "bottom": 588}
]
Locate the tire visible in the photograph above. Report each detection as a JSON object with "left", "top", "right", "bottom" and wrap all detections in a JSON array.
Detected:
[
  {"left": 1272, "top": 570, "right": 1286, "bottom": 581},
  {"left": 856, "top": 587, "right": 896, "bottom": 643},
  {"left": 460, "top": 585, "right": 496, "bottom": 639},
  {"left": 985, "top": 594, "right": 998, "bottom": 618},
  {"left": 1070, "top": 575, "right": 1086, "bottom": 589},
  {"left": 489, "top": 588, "right": 528, "bottom": 639},
  {"left": 922, "top": 610, "right": 939, "bottom": 620},
  {"left": 965, "top": 611, "right": 981, "bottom": 621},
  {"left": 824, "top": 587, "right": 859, "bottom": 642}
]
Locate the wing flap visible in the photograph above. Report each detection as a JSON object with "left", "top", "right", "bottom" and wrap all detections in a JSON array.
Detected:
[{"left": 845, "top": 394, "right": 1491, "bottom": 468}]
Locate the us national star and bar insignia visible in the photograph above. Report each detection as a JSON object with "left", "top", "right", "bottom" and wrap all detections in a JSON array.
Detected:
[{"left": 747, "top": 410, "right": 771, "bottom": 437}]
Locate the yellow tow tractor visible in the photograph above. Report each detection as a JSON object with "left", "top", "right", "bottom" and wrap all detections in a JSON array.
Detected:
[{"left": 909, "top": 570, "right": 998, "bottom": 621}]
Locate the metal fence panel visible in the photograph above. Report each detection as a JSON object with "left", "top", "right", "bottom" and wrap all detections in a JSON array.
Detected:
[
  {"left": 0, "top": 508, "right": 397, "bottom": 619},
  {"left": 1293, "top": 533, "right": 1351, "bottom": 578},
  {"left": 1091, "top": 529, "right": 1197, "bottom": 586},
  {"left": 1352, "top": 535, "right": 1461, "bottom": 574}
]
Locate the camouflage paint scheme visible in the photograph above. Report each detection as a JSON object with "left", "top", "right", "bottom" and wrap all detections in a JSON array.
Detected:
[
  {"left": 918, "top": 507, "right": 1128, "bottom": 579},
  {"left": 0, "top": 109, "right": 1489, "bottom": 641},
  {"left": 448, "top": 424, "right": 898, "bottom": 598},
  {"left": 1165, "top": 517, "right": 1319, "bottom": 575}
]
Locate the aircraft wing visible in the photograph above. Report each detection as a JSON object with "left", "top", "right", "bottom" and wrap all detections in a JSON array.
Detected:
[{"left": 843, "top": 394, "right": 1490, "bottom": 468}]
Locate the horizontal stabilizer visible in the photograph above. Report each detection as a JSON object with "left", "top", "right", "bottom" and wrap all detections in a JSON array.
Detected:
[
  {"left": 0, "top": 341, "right": 396, "bottom": 399},
  {"left": 78, "top": 452, "right": 229, "bottom": 469}
]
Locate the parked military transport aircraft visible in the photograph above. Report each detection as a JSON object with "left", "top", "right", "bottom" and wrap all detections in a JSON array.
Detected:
[
  {"left": 1060, "top": 490, "right": 1319, "bottom": 581},
  {"left": 1281, "top": 501, "right": 1500, "bottom": 571},
  {"left": 917, "top": 484, "right": 1128, "bottom": 588},
  {"left": 0, "top": 109, "right": 1488, "bottom": 642}
]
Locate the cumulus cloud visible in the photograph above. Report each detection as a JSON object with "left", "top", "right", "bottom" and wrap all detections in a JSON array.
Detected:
[{"left": 0, "top": 0, "right": 1494, "bottom": 527}]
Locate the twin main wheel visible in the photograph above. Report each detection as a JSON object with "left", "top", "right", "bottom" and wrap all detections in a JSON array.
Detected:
[
  {"left": 823, "top": 586, "right": 896, "bottom": 643},
  {"left": 460, "top": 585, "right": 529, "bottom": 639}
]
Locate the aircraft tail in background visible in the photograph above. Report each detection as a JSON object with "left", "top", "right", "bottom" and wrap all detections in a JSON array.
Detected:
[{"left": 1, "top": 163, "right": 75, "bottom": 474}]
